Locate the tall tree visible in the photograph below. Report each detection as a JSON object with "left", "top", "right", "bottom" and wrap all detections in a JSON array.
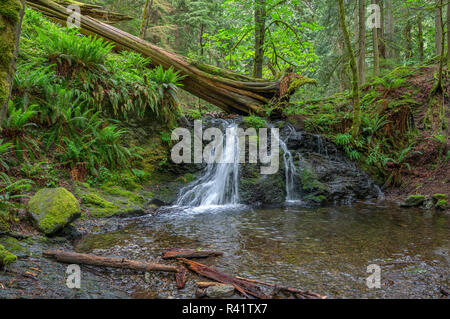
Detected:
[
  {"left": 372, "top": 0, "right": 380, "bottom": 76},
  {"left": 404, "top": 6, "right": 413, "bottom": 59},
  {"left": 384, "top": 0, "right": 394, "bottom": 59},
  {"left": 447, "top": 0, "right": 450, "bottom": 66},
  {"left": 418, "top": 12, "right": 424, "bottom": 62},
  {"left": 435, "top": 0, "right": 443, "bottom": 56},
  {"left": 338, "top": 0, "right": 361, "bottom": 137},
  {"left": 253, "top": 0, "right": 266, "bottom": 78},
  {"left": 0, "top": 0, "right": 26, "bottom": 128},
  {"left": 139, "top": 0, "right": 153, "bottom": 39},
  {"left": 358, "top": 0, "right": 366, "bottom": 85}
]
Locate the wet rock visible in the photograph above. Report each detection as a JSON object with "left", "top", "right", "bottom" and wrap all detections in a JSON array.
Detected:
[
  {"left": 435, "top": 200, "right": 449, "bottom": 210},
  {"left": 28, "top": 188, "right": 81, "bottom": 236},
  {"left": 205, "top": 285, "right": 235, "bottom": 298},
  {"left": 401, "top": 195, "right": 426, "bottom": 207}
]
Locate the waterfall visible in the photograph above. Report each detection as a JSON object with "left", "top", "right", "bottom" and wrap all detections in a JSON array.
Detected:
[
  {"left": 176, "top": 122, "right": 240, "bottom": 207},
  {"left": 279, "top": 126, "right": 302, "bottom": 203}
]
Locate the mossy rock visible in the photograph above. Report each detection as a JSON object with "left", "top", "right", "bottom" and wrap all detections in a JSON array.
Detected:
[
  {"left": 432, "top": 194, "right": 448, "bottom": 202},
  {"left": 0, "top": 236, "right": 30, "bottom": 258},
  {"left": 75, "top": 183, "right": 146, "bottom": 218},
  {"left": 0, "top": 243, "right": 17, "bottom": 267},
  {"left": 435, "top": 200, "right": 449, "bottom": 210},
  {"left": 401, "top": 195, "right": 426, "bottom": 208},
  {"left": 28, "top": 188, "right": 81, "bottom": 236}
]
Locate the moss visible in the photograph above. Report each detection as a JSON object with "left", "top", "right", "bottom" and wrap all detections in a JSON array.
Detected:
[
  {"left": 435, "top": 200, "right": 449, "bottom": 210},
  {"left": 100, "top": 184, "right": 145, "bottom": 204},
  {"left": 402, "top": 195, "right": 426, "bottom": 207},
  {"left": 28, "top": 188, "right": 81, "bottom": 235},
  {"left": 0, "top": 243, "right": 17, "bottom": 267},
  {"left": 81, "top": 192, "right": 122, "bottom": 218},
  {"left": 300, "top": 167, "right": 327, "bottom": 192},
  {"left": 0, "top": 236, "right": 29, "bottom": 257},
  {"left": 432, "top": 194, "right": 448, "bottom": 202},
  {"left": 0, "top": 0, "right": 22, "bottom": 25},
  {"left": 304, "top": 194, "right": 326, "bottom": 204}
]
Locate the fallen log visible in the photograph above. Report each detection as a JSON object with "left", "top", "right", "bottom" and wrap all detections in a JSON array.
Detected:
[
  {"left": 26, "top": 0, "right": 316, "bottom": 115},
  {"left": 43, "top": 249, "right": 178, "bottom": 273},
  {"left": 162, "top": 248, "right": 223, "bottom": 260},
  {"left": 236, "top": 276, "right": 326, "bottom": 299},
  {"left": 179, "top": 258, "right": 266, "bottom": 299}
]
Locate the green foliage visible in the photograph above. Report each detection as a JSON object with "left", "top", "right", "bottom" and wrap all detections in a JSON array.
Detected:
[
  {"left": 0, "top": 172, "right": 33, "bottom": 205},
  {"left": 243, "top": 115, "right": 267, "bottom": 129}
]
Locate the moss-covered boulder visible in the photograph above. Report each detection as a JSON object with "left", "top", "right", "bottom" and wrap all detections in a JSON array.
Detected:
[
  {"left": 432, "top": 194, "right": 448, "bottom": 202},
  {"left": 74, "top": 182, "right": 146, "bottom": 218},
  {"left": 0, "top": 243, "right": 17, "bottom": 267},
  {"left": 401, "top": 195, "right": 426, "bottom": 207},
  {"left": 28, "top": 188, "right": 81, "bottom": 235},
  {"left": 435, "top": 200, "right": 449, "bottom": 210}
]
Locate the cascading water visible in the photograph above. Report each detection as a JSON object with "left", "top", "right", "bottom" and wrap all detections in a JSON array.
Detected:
[{"left": 176, "top": 121, "right": 240, "bottom": 208}]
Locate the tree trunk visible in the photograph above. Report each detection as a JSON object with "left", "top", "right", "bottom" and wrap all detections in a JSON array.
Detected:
[
  {"left": 447, "top": 1, "right": 450, "bottom": 66},
  {"left": 418, "top": 13, "right": 424, "bottom": 62},
  {"left": 0, "top": 0, "right": 25, "bottom": 129},
  {"left": 372, "top": 0, "right": 380, "bottom": 77},
  {"left": 404, "top": 7, "right": 412, "bottom": 59},
  {"left": 378, "top": 0, "right": 385, "bottom": 59},
  {"left": 26, "top": 0, "right": 306, "bottom": 116},
  {"left": 139, "top": 0, "right": 152, "bottom": 39},
  {"left": 253, "top": 0, "right": 266, "bottom": 78},
  {"left": 338, "top": 0, "right": 361, "bottom": 137},
  {"left": 384, "top": 0, "right": 394, "bottom": 59},
  {"left": 358, "top": 0, "right": 366, "bottom": 86},
  {"left": 435, "top": 2, "right": 443, "bottom": 56},
  {"left": 43, "top": 250, "right": 179, "bottom": 272}
]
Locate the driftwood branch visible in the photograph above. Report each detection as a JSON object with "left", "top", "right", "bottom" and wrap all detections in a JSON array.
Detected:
[
  {"left": 162, "top": 248, "right": 223, "bottom": 259},
  {"left": 236, "top": 276, "right": 326, "bottom": 299},
  {"left": 179, "top": 258, "right": 267, "bottom": 299},
  {"left": 43, "top": 249, "right": 178, "bottom": 273}
]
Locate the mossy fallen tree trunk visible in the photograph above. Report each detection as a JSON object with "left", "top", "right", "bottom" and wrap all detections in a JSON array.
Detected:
[
  {"left": 0, "top": 0, "right": 26, "bottom": 129},
  {"left": 26, "top": 0, "right": 313, "bottom": 115}
]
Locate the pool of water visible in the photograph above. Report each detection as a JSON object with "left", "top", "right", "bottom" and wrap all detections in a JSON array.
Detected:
[{"left": 75, "top": 202, "right": 449, "bottom": 298}]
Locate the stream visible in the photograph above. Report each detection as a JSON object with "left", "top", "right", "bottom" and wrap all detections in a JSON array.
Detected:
[
  {"left": 74, "top": 119, "right": 448, "bottom": 298},
  {"left": 76, "top": 203, "right": 449, "bottom": 298}
]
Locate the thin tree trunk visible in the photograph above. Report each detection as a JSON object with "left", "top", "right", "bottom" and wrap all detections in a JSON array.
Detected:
[
  {"left": 418, "top": 12, "right": 424, "bottom": 62},
  {"left": 404, "top": 7, "right": 412, "bottom": 59},
  {"left": 338, "top": 0, "right": 361, "bottom": 137},
  {"left": 358, "top": 0, "right": 366, "bottom": 85},
  {"left": 253, "top": 0, "right": 266, "bottom": 78},
  {"left": 447, "top": 0, "right": 450, "bottom": 66},
  {"left": 435, "top": 2, "right": 443, "bottom": 56},
  {"left": 384, "top": 0, "right": 394, "bottom": 59},
  {"left": 139, "top": 0, "right": 152, "bottom": 39},
  {"left": 0, "top": 0, "right": 26, "bottom": 129},
  {"left": 379, "top": 0, "right": 385, "bottom": 59},
  {"left": 372, "top": 0, "right": 380, "bottom": 76},
  {"left": 199, "top": 24, "right": 204, "bottom": 57}
]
